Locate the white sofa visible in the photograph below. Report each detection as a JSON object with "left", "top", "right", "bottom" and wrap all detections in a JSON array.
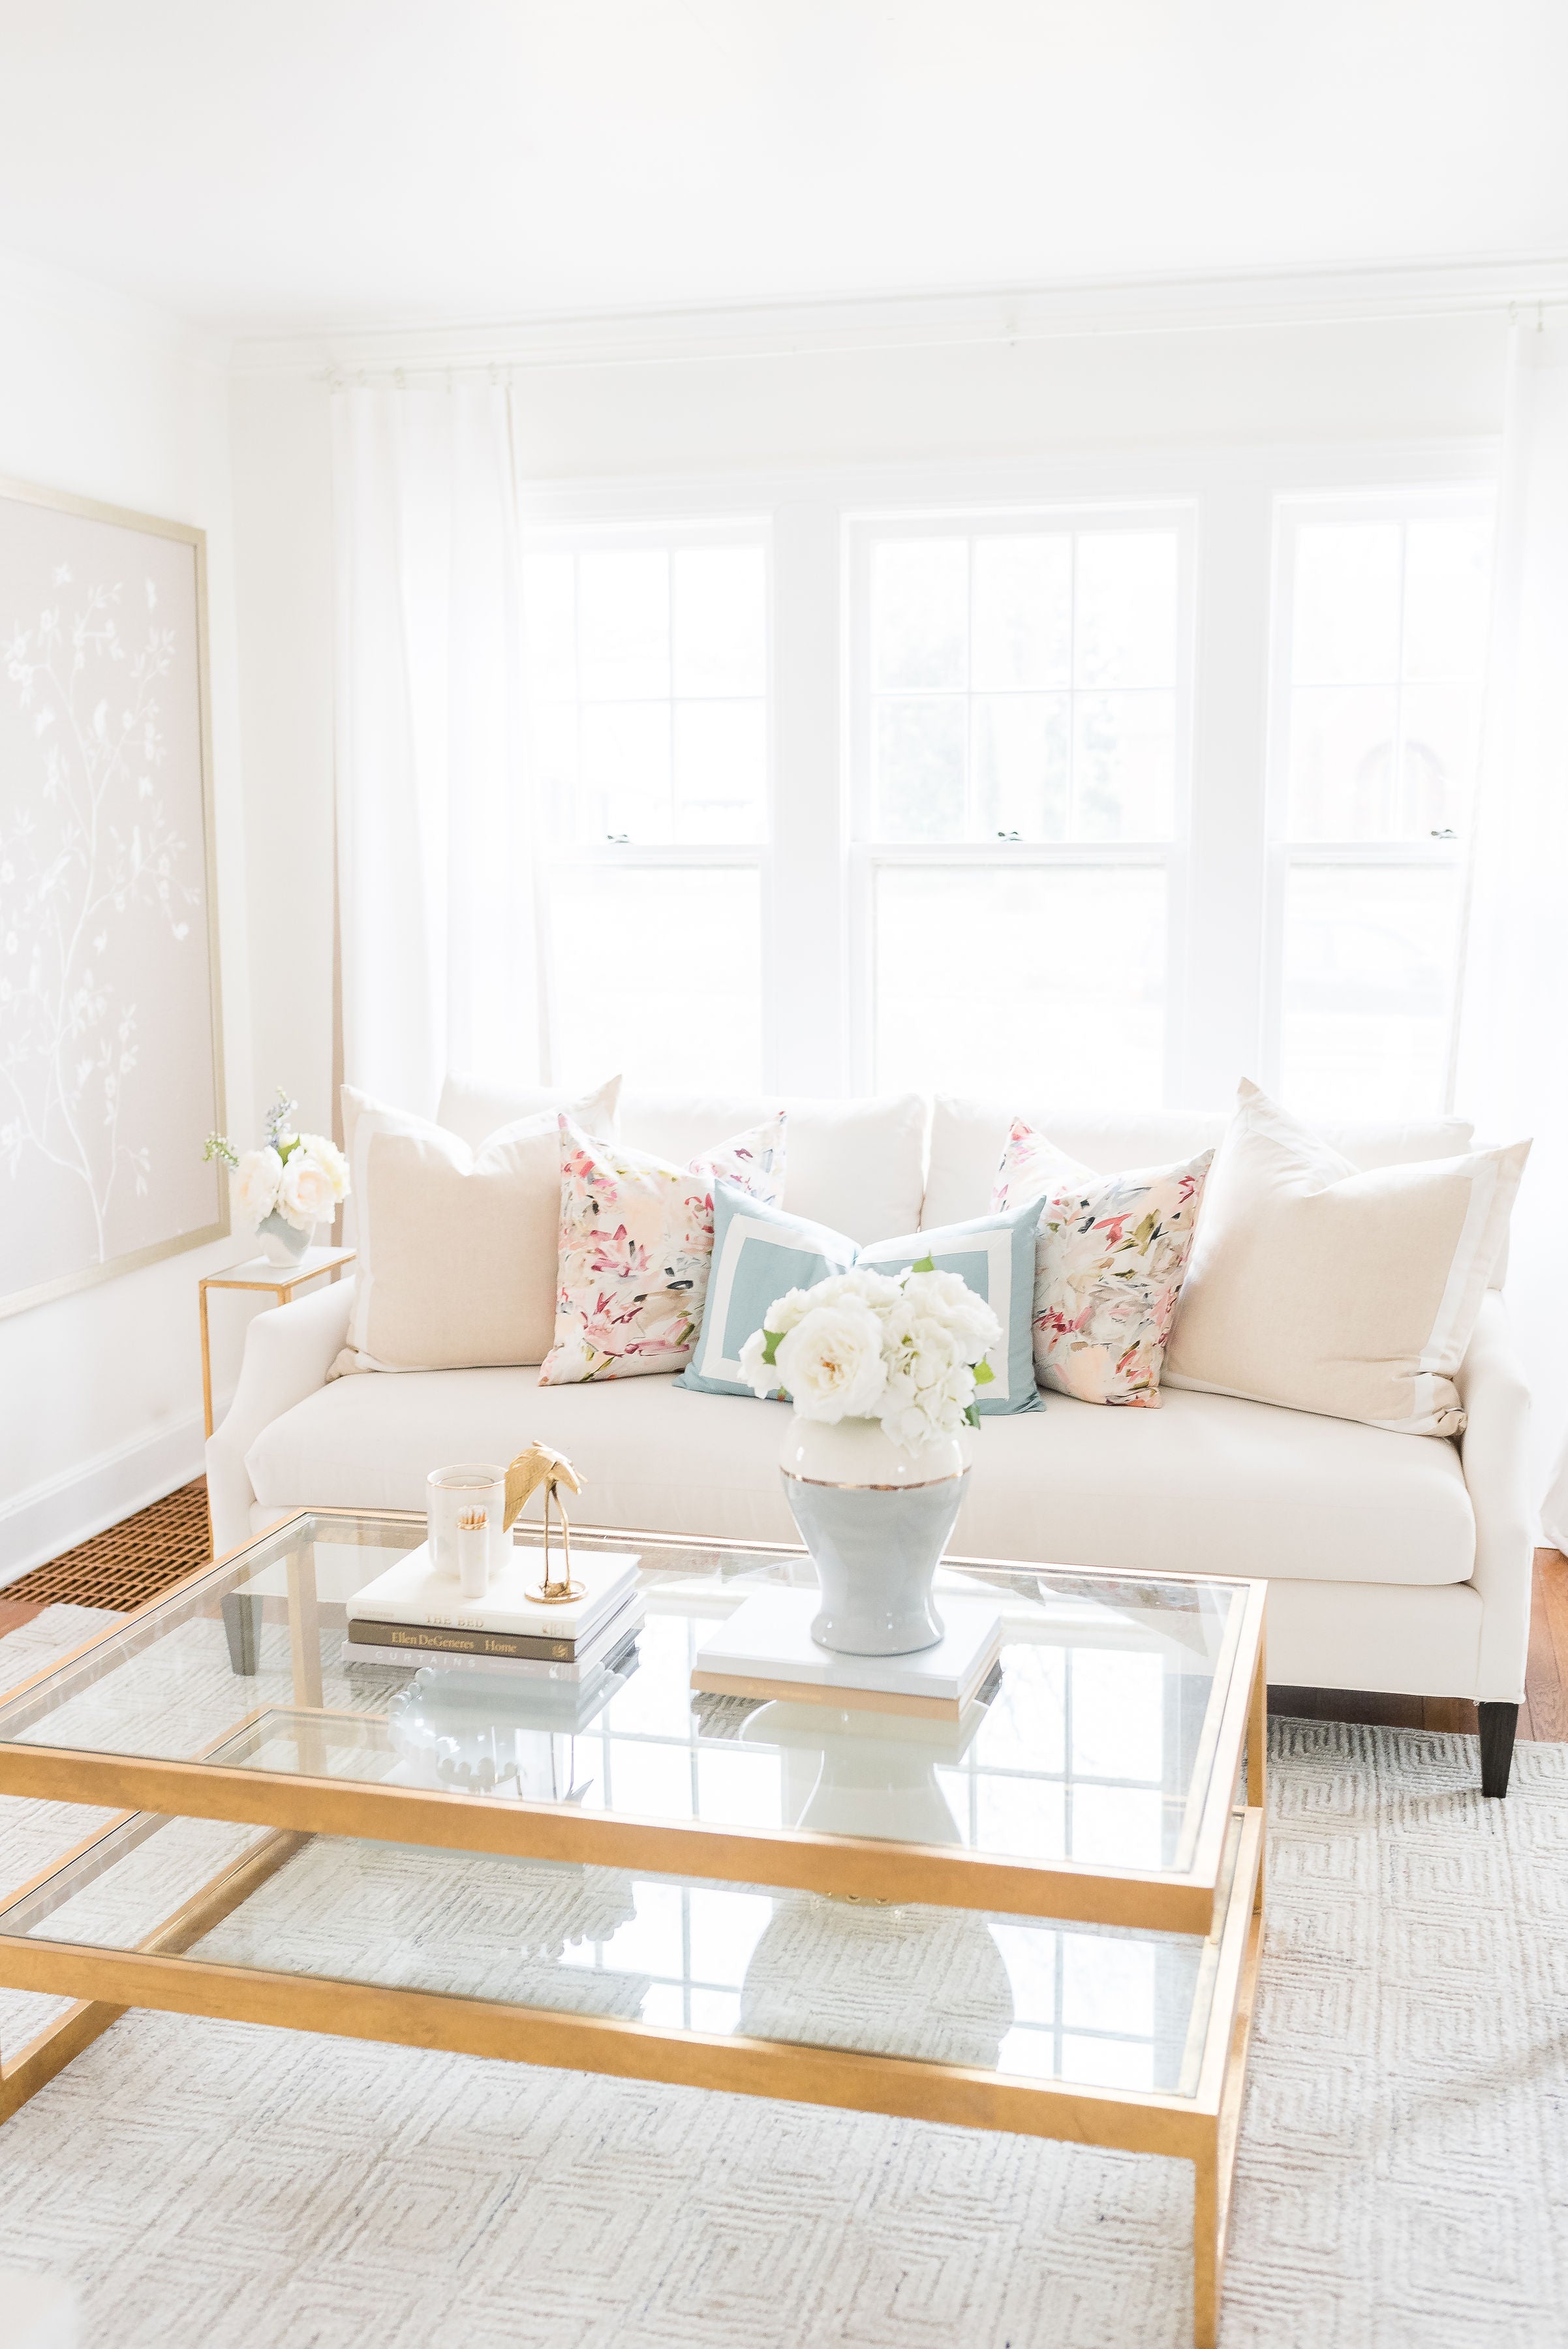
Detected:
[{"left": 208, "top": 1086, "right": 1534, "bottom": 1795}]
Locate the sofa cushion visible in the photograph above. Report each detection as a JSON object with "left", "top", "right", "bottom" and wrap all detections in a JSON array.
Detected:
[
  {"left": 247, "top": 1359, "right": 1475, "bottom": 1587},
  {"left": 923, "top": 1094, "right": 1478, "bottom": 1229},
  {"left": 677, "top": 1184, "right": 1042, "bottom": 1413},
  {"left": 437, "top": 1078, "right": 927, "bottom": 1247},
  {"left": 992, "top": 1123, "right": 1212, "bottom": 1407},
  {"left": 538, "top": 1114, "right": 786, "bottom": 1384},
  {"left": 433, "top": 1072, "right": 624, "bottom": 1150},
  {"left": 623, "top": 1094, "right": 928, "bottom": 1242},
  {"left": 1163, "top": 1082, "right": 1528, "bottom": 1438},
  {"left": 341, "top": 1079, "right": 617, "bottom": 1371}
]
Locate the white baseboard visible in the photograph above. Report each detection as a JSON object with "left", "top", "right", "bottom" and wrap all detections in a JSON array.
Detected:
[{"left": 0, "top": 1410, "right": 208, "bottom": 1587}]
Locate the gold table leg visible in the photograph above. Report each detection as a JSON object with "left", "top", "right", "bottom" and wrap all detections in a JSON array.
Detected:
[
  {"left": 1192, "top": 1862, "right": 1264, "bottom": 2344},
  {"left": 0, "top": 1998, "right": 126, "bottom": 2125},
  {"left": 1247, "top": 1625, "right": 1268, "bottom": 1912},
  {"left": 286, "top": 1542, "right": 323, "bottom": 1715},
  {"left": 0, "top": 1822, "right": 309, "bottom": 2126}
]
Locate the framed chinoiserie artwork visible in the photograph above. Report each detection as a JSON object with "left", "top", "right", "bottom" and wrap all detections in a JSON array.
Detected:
[{"left": 0, "top": 475, "right": 226, "bottom": 1317}]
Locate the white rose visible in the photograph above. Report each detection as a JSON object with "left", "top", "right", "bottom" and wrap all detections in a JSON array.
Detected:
[
  {"left": 761, "top": 1287, "right": 818, "bottom": 1340},
  {"left": 295, "top": 1131, "right": 350, "bottom": 1202},
  {"left": 277, "top": 1146, "right": 337, "bottom": 1231},
  {"left": 739, "top": 1326, "right": 780, "bottom": 1399},
  {"left": 774, "top": 1302, "right": 889, "bottom": 1422},
  {"left": 234, "top": 1147, "right": 283, "bottom": 1225}
]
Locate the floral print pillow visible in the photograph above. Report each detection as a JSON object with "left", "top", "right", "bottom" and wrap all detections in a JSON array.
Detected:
[
  {"left": 540, "top": 1113, "right": 787, "bottom": 1385},
  {"left": 993, "top": 1119, "right": 1212, "bottom": 1408}
]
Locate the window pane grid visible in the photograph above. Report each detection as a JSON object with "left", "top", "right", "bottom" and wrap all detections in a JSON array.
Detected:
[
  {"left": 525, "top": 538, "right": 768, "bottom": 846},
  {"left": 524, "top": 527, "right": 769, "bottom": 1090},
  {"left": 1272, "top": 495, "right": 1491, "bottom": 1118},
  {"left": 1282, "top": 511, "right": 1488, "bottom": 847},
  {"left": 867, "top": 528, "right": 1179, "bottom": 846}
]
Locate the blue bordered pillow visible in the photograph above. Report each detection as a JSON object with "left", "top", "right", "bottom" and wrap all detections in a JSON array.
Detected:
[{"left": 675, "top": 1182, "right": 1043, "bottom": 1411}]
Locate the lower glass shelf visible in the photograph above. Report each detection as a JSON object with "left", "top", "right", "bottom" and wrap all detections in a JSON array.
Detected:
[{"left": 0, "top": 1801, "right": 1248, "bottom": 2102}]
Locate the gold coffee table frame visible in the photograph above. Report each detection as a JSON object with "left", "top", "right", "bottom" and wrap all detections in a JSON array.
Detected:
[{"left": 0, "top": 1509, "right": 1267, "bottom": 2349}]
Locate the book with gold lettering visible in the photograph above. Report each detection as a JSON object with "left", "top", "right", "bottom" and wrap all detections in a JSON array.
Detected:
[
  {"left": 346, "top": 1599, "right": 643, "bottom": 1681},
  {"left": 345, "top": 1539, "right": 639, "bottom": 1655}
]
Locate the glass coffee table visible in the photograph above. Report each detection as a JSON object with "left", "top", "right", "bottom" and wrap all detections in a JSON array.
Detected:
[{"left": 0, "top": 1511, "right": 1266, "bottom": 2348}]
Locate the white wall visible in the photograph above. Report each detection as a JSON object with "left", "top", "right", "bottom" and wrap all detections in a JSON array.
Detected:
[
  {"left": 228, "top": 366, "right": 336, "bottom": 1138},
  {"left": 0, "top": 258, "right": 254, "bottom": 1578}
]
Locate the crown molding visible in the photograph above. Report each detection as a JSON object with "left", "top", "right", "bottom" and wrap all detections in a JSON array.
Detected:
[
  {"left": 224, "top": 254, "right": 1568, "bottom": 381},
  {"left": 0, "top": 249, "right": 231, "bottom": 369}
]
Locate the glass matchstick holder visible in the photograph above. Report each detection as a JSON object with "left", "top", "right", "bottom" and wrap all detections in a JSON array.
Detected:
[{"left": 427, "top": 1464, "right": 510, "bottom": 1597}]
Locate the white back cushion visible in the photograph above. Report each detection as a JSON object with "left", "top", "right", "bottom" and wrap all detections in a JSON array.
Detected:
[
  {"left": 436, "top": 1072, "right": 621, "bottom": 1152},
  {"left": 922, "top": 1095, "right": 1477, "bottom": 1230},
  {"left": 342, "top": 1089, "right": 591, "bottom": 1369},
  {"left": 437, "top": 1079, "right": 927, "bottom": 1247},
  {"left": 1161, "top": 1082, "right": 1526, "bottom": 1436},
  {"left": 624, "top": 1091, "right": 927, "bottom": 1244}
]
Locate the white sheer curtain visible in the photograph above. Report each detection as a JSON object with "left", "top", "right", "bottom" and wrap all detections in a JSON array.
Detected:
[
  {"left": 1453, "top": 316, "right": 1568, "bottom": 1535},
  {"left": 331, "top": 382, "right": 541, "bottom": 1118}
]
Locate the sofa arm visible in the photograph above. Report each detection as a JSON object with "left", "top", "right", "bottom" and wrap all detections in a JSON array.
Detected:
[
  {"left": 1455, "top": 1289, "right": 1533, "bottom": 1702},
  {"left": 205, "top": 1277, "right": 356, "bottom": 1556}
]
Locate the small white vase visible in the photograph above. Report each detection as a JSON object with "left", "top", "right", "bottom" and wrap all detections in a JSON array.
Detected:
[
  {"left": 779, "top": 1414, "right": 972, "bottom": 1657},
  {"left": 256, "top": 1210, "right": 314, "bottom": 1267}
]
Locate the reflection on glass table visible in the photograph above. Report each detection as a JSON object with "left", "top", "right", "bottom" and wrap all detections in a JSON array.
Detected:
[
  {"left": 0, "top": 1807, "right": 1243, "bottom": 2100},
  {"left": 0, "top": 1518, "right": 1249, "bottom": 1888}
]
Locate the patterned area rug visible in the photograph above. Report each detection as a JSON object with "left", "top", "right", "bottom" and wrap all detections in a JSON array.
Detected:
[{"left": 0, "top": 1606, "right": 1565, "bottom": 2348}]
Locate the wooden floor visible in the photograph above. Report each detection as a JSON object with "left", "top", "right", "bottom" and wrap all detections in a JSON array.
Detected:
[
  {"left": 0, "top": 1479, "right": 210, "bottom": 1616},
  {"left": 1, "top": 1496, "right": 1565, "bottom": 1742},
  {"left": 1269, "top": 1546, "right": 1568, "bottom": 1740}
]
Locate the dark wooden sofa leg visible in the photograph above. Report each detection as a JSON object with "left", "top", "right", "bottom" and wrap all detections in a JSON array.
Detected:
[{"left": 1478, "top": 1702, "right": 1518, "bottom": 1798}]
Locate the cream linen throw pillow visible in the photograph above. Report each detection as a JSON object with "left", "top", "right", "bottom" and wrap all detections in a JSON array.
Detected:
[
  {"left": 341, "top": 1078, "right": 619, "bottom": 1371},
  {"left": 1162, "top": 1082, "right": 1529, "bottom": 1437}
]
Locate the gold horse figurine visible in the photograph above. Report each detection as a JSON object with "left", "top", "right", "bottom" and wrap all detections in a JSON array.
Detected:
[{"left": 503, "top": 1442, "right": 586, "bottom": 1603}]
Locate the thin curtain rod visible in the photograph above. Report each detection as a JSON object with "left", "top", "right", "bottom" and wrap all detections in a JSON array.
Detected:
[{"left": 315, "top": 294, "right": 1568, "bottom": 389}]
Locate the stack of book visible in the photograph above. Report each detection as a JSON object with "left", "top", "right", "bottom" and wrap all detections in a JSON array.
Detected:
[
  {"left": 344, "top": 1543, "right": 643, "bottom": 1683},
  {"left": 692, "top": 1588, "right": 1003, "bottom": 1723}
]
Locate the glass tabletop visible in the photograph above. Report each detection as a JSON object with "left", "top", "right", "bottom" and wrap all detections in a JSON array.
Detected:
[
  {"left": 0, "top": 1512, "right": 1260, "bottom": 1921},
  {"left": 0, "top": 1804, "right": 1246, "bottom": 2100}
]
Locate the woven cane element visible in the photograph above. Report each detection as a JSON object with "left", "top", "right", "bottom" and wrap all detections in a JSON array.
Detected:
[{"left": 4, "top": 1479, "right": 211, "bottom": 1612}]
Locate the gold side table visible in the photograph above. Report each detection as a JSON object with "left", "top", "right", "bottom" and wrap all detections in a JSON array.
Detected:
[{"left": 198, "top": 1246, "right": 356, "bottom": 1439}]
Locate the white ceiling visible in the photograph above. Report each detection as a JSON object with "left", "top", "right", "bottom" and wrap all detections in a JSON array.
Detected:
[{"left": 1, "top": 0, "right": 1565, "bottom": 335}]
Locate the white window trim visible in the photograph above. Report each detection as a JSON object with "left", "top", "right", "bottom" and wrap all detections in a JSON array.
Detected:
[
  {"left": 1260, "top": 482, "right": 1496, "bottom": 1111},
  {"left": 515, "top": 440, "right": 1498, "bottom": 1107},
  {"left": 843, "top": 498, "right": 1198, "bottom": 1101},
  {"left": 521, "top": 509, "right": 775, "bottom": 1086}
]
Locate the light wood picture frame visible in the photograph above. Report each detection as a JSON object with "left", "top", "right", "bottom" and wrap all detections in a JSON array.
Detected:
[{"left": 0, "top": 472, "right": 226, "bottom": 1317}]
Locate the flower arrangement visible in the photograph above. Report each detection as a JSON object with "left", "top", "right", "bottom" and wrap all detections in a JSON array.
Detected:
[
  {"left": 739, "top": 1259, "right": 1002, "bottom": 1450},
  {"left": 202, "top": 1088, "right": 350, "bottom": 1234}
]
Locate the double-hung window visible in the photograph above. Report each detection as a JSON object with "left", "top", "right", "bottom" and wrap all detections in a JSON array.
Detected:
[
  {"left": 514, "top": 478, "right": 1492, "bottom": 1116},
  {"left": 523, "top": 519, "right": 771, "bottom": 1090},
  {"left": 847, "top": 509, "right": 1193, "bottom": 1106},
  {"left": 1265, "top": 491, "right": 1492, "bottom": 1118}
]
